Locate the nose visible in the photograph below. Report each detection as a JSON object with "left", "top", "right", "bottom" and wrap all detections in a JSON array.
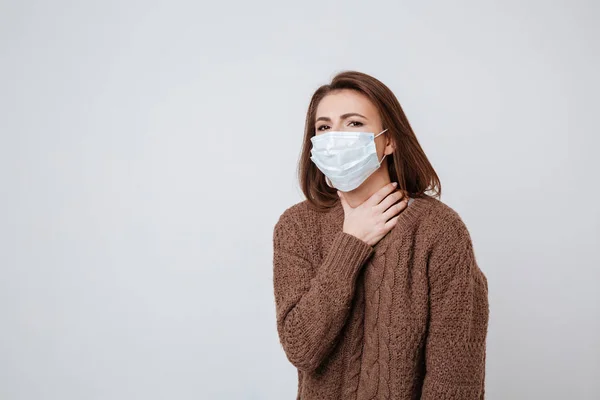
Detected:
[{"left": 331, "top": 119, "right": 344, "bottom": 131}]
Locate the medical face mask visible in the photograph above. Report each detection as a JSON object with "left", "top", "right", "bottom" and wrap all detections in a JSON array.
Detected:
[{"left": 310, "top": 129, "right": 388, "bottom": 192}]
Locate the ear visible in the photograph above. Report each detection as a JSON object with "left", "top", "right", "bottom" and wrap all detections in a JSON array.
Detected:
[{"left": 385, "top": 137, "right": 396, "bottom": 154}]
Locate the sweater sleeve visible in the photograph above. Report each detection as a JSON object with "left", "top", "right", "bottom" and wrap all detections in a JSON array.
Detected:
[
  {"left": 272, "top": 209, "right": 374, "bottom": 373},
  {"left": 421, "top": 216, "right": 490, "bottom": 400}
]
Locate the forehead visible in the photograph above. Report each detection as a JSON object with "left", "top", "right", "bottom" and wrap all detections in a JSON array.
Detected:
[{"left": 316, "top": 89, "right": 378, "bottom": 118}]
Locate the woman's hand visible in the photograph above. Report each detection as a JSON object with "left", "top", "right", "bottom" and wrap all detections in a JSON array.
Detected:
[{"left": 338, "top": 182, "right": 409, "bottom": 247}]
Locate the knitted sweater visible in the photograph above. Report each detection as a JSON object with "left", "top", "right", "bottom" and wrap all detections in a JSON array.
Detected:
[{"left": 272, "top": 195, "right": 489, "bottom": 399}]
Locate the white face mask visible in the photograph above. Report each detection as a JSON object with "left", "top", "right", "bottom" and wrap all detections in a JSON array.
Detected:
[{"left": 310, "top": 129, "right": 388, "bottom": 192}]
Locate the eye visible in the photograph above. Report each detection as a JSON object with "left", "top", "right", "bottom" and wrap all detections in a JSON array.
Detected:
[
  {"left": 317, "top": 125, "right": 330, "bottom": 131},
  {"left": 348, "top": 121, "right": 363, "bottom": 127}
]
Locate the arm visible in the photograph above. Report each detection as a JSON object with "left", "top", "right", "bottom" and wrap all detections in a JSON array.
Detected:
[
  {"left": 421, "top": 217, "right": 490, "bottom": 399},
  {"left": 272, "top": 209, "right": 374, "bottom": 372}
]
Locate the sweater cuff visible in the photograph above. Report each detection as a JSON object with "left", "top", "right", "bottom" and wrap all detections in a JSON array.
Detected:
[{"left": 320, "top": 231, "right": 374, "bottom": 283}]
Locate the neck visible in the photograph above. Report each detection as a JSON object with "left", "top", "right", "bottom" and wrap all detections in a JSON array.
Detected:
[{"left": 342, "top": 170, "right": 394, "bottom": 208}]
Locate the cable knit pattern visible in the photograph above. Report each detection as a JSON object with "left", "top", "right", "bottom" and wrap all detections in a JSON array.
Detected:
[
  {"left": 376, "top": 252, "right": 394, "bottom": 399},
  {"left": 272, "top": 196, "right": 489, "bottom": 399},
  {"left": 341, "top": 276, "right": 366, "bottom": 399}
]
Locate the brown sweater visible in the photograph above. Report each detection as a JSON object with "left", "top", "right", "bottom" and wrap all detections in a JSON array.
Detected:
[{"left": 272, "top": 196, "right": 489, "bottom": 399}]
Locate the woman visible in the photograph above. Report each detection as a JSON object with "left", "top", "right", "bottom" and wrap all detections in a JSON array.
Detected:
[{"left": 272, "top": 71, "right": 489, "bottom": 399}]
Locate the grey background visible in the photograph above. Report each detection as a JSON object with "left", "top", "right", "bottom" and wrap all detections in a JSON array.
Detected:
[{"left": 1, "top": 0, "right": 598, "bottom": 399}]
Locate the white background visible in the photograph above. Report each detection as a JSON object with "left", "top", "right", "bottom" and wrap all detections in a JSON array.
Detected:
[{"left": 1, "top": 0, "right": 598, "bottom": 399}]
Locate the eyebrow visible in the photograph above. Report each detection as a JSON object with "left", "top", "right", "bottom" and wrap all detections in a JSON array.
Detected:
[{"left": 315, "top": 113, "right": 368, "bottom": 123}]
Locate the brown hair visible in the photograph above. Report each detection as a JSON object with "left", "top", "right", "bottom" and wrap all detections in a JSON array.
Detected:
[{"left": 298, "top": 70, "right": 441, "bottom": 210}]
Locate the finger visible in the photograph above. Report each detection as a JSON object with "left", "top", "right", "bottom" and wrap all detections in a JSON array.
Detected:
[
  {"left": 366, "top": 182, "right": 398, "bottom": 207},
  {"left": 383, "top": 214, "right": 401, "bottom": 231},
  {"left": 381, "top": 196, "right": 408, "bottom": 221},
  {"left": 375, "top": 190, "right": 405, "bottom": 213},
  {"left": 337, "top": 191, "right": 352, "bottom": 213}
]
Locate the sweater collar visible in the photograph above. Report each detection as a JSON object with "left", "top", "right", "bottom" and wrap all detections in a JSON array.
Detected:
[{"left": 327, "top": 195, "right": 433, "bottom": 254}]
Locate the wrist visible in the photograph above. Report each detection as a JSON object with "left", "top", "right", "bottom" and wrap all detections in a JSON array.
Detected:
[{"left": 343, "top": 229, "right": 369, "bottom": 246}]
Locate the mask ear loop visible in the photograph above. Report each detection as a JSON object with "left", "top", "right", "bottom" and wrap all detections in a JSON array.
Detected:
[
  {"left": 375, "top": 129, "right": 389, "bottom": 165},
  {"left": 374, "top": 128, "right": 388, "bottom": 138}
]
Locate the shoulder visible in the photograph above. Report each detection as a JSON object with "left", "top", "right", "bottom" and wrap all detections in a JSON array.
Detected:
[
  {"left": 272, "top": 199, "right": 316, "bottom": 242},
  {"left": 421, "top": 198, "right": 487, "bottom": 289},
  {"left": 273, "top": 199, "right": 323, "bottom": 255},
  {"left": 419, "top": 197, "right": 473, "bottom": 247},
  {"left": 274, "top": 199, "right": 311, "bottom": 228}
]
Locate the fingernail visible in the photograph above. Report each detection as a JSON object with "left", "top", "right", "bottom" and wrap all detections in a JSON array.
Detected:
[{"left": 392, "top": 182, "right": 398, "bottom": 187}]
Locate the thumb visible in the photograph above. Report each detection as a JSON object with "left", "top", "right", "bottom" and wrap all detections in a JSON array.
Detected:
[{"left": 337, "top": 191, "right": 352, "bottom": 213}]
